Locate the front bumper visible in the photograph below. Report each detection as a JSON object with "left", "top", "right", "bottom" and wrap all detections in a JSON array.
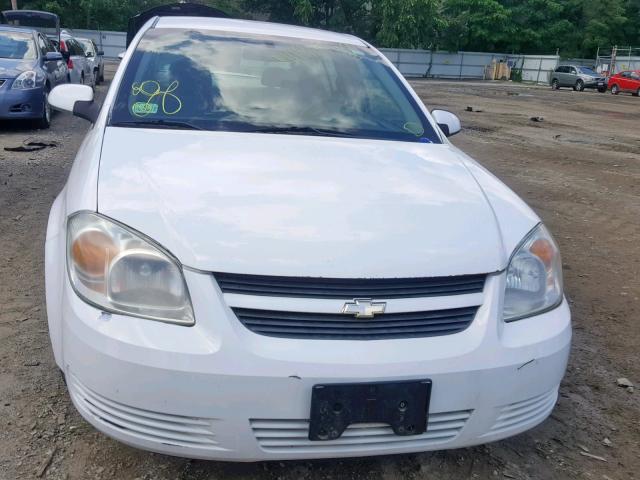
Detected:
[
  {"left": 584, "top": 78, "right": 607, "bottom": 89},
  {"left": 57, "top": 270, "right": 571, "bottom": 461},
  {"left": 0, "top": 82, "right": 44, "bottom": 120}
]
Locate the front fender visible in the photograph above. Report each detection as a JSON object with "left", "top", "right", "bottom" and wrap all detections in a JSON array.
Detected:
[{"left": 45, "top": 190, "right": 67, "bottom": 368}]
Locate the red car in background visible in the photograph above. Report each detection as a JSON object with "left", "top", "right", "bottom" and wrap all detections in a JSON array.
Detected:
[{"left": 608, "top": 71, "right": 640, "bottom": 96}]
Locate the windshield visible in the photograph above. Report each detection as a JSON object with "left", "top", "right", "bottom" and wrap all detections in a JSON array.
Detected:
[
  {"left": 0, "top": 31, "right": 36, "bottom": 60},
  {"left": 110, "top": 28, "right": 439, "bottom": 143},
  {"left": 578, "top": 67, "right": 598, "bottom": 76}
]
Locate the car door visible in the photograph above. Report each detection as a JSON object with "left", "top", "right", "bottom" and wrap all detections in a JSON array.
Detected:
[
  {"left": 618, "top": 72, "right": 631, "bottom": 91},
  {"left": 46, "top": 36, "right": 67, "bottom": 85},
  {"left": 567, "top": 66, "right": 578, "bottom": 86},
  {"left": 68, "top": 39, "right": 85, "bottom": 83},
  {"left": 38, "top": 34, "right": 61, "bottom": 86},
  {"left": 74, "top": 39, "right": 93, "bottom": 84},
  {"left": 558, "top": 66, "right": 571, "bottom": 86},
  {"left": 630, "top": 72, "right": 640, "bottom": 93},
  {"left": 91, "top": 40, "right": 103, "bottom": 77}
]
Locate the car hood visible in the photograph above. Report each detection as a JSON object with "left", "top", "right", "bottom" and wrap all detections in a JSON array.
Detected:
[
  {"left": 0, "top": 58, "right": 36, "bottom": 78},
  {"left": 98, "top": 128, "right": 508, "bottom": 277}
]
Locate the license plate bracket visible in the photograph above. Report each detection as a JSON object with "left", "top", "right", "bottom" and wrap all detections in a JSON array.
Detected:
[{"left": 308, "top": 380, "right": 432, "bottom": 441}]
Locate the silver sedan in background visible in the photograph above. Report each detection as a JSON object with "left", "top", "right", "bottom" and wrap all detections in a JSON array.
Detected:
[{"left": 77, "top": 37, "right": 104, "bottom": 85}]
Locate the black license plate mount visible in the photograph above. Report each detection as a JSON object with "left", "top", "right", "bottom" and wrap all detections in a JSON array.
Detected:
[{"left": 308, "top": 380, "right": 432, "bottom": 441}]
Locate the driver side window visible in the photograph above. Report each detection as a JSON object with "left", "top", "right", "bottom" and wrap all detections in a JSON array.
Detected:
[{"left": 37, "top": 35, "right": 47, "bottom": 57}]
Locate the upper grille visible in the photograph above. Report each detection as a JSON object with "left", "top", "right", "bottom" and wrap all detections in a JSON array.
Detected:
[
  {"left": 214, "top": 272, "right": 487, "bottom": 299},
  {"left": 233, "top": 306, "right": 477, "bottom": 340}
]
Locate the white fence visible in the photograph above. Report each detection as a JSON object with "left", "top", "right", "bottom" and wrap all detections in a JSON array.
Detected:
[
  {"left": 72, "top": 29, "right": 565, "bottom": 84},
  {"left": 610, "top": 56, "right": 640, "bottom": 72},
  {"left": 380, "top": 48, "right": 560, "bottom": 83},
  {"left": 72, "top": 29, "right": 126, "bottom": 58}
]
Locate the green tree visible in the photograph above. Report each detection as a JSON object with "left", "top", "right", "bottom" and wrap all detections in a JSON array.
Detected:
[
  {"left": 580, "top": 0, "right": 627, "bottom": 55},
  {"left": 441, "top": 0, "right": 511, "bottom": 51},
  {"left": 6, "top": 0, "right": 640, "bottom": 55},
  {"left": 16, "top": 0, "right": 244, "bottom": 30},
  {"left": 374, "top": 0, "right": 446, "bottom": 49}
]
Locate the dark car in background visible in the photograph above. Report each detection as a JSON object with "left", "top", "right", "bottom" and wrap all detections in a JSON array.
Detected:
[
  {"left": 0, "top": 25, "right": 67, "bottom": 128},
  {"left": 550, "top": 65, "right": 607, "bottom": 92}
]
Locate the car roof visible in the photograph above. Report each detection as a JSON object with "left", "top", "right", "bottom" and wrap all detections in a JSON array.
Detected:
[
  {"left": 153, "top": 16, "right": 366, "bottom": 46},
  {"left": 0, "top": 25, "right": 37, "bottom": 35}
]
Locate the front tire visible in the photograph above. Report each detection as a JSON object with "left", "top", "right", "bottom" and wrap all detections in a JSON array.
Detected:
[
  {"left": 551, "top": 79, "right": 560, "bottom": 90},
  {"left": 611, "top": 84, "right": 620, "bottom": 95},
  {"left": 94, "top": 68, "right": 100, "bottom": 85},
  {"left": 574, "top": 79, "right": 585, "bottom": 92},
  {"left": 35, "top": 87, "right": 51, "bottom": 129},
  {"left": 634, "top": 88, "right": 640, "bottom": 97},
  {"left": 597, "top": 85, "right": 607, "bottom": 93}
]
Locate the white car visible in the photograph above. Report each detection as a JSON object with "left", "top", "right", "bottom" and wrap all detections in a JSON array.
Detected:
[{"left": 46, "top": 16, "right": 571, "bottom": 462}]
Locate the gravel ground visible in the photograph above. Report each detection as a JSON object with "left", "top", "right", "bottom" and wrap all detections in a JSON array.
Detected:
[{"left": 0, "top": 67, "right": 638, "bottom": 480}]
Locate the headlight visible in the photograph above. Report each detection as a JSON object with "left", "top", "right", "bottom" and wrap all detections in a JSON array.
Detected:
[
  {"left": 503, "top": 224, "right": 563, "bottom": 321},
  {"left": 12, "top": 70, "right": 38, "bottom": 90},
  {"left": 67, "top": 212, "right": 194, "bottom": 325}
]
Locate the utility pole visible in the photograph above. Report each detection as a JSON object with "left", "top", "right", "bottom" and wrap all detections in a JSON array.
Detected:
[{"left": 10, "top": 0, "right": 18, "bottom": 10}]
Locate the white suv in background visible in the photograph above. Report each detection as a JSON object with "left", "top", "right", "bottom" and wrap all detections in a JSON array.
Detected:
[{"left": 46, "top": 17, "right": 571, "bottom": 461}]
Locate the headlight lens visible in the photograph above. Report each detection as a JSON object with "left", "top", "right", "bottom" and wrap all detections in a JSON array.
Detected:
[
  {"left": 67, "top": 212, "right": 194, "bottom": 325},
  {"left": 503, "top": 224, "right": 563, "bottom": 321},
  {"left": 12, "top": 70, "right": 38, "bottom": 90}
]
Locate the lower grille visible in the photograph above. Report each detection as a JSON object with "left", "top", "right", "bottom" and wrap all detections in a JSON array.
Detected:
[
  {"left": 488, "top": 389, "right": 557, "bottom": 435},
  {"left": 68, "top": 374, "right": 218, "bottom": 449},
  {"left": 0, "top": 79, "right": 5, "bottom": 87},
  {"left": 251, "top": 410, "right": 472, "bottom": 453},
  {"left": 233, "top": 306, "right": 477, "bottom": 340}
]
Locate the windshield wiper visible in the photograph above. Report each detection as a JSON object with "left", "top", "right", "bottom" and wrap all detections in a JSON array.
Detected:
[
  {"left": 245, "top": 126, "right": 356, "bottom": 138},
  {"left": 111, "top": 120, "right": 203, "bottom": 130}
]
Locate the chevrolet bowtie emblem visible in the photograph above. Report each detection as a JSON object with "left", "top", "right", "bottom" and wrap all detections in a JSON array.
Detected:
[{"left": 341, "top": 298, "right": 386, "bottom": 318}]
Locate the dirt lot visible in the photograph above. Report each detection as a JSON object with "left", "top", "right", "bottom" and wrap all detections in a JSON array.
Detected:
[{"left": 0, "top": 70, "right": 638, "bottom": 480}]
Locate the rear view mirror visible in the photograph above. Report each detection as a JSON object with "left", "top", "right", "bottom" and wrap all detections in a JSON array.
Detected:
[
  {"left": 49, "top": 84, "right": 99, "bottom": 123},
  {"left": 44, "top": 51, "right": 63, "bottom": 61},
  {"left": 432, "top": 110, "right": 461, "bottom": 137}
]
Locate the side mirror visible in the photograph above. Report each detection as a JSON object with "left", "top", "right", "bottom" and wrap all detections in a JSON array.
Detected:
[
  {"left": 44, "top": 51, "right": 63, "bottom": 62},
  {"left": 49, "top": 84, "right": 99, "bottom": 123},
  {"left": 432, "top": 110, "right": 461, "bottom": 137},
  {"left": 117, "top": 51, "right": 125, "bottom": 60},
  {"left": 97, "top": 50, "right": 104, "bottom": 56}
]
